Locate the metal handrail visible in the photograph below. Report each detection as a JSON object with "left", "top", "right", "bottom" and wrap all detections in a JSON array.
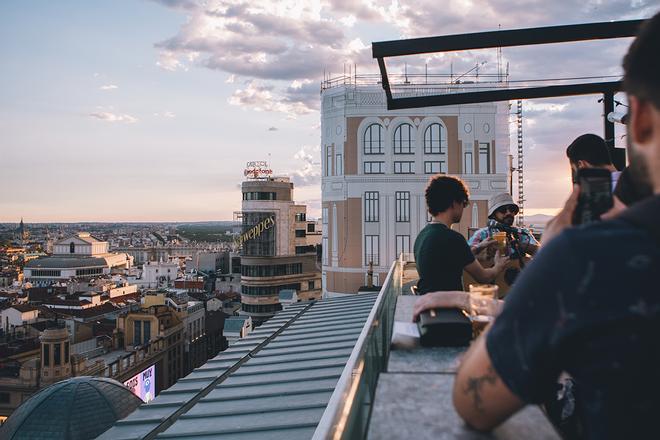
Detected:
[{"left": 312, "top": 257, "right": 402, "bottom": 439}]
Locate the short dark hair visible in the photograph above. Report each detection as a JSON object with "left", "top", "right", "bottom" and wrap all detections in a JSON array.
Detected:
[
  {"left": 425, "top": 175, "right": 469, "bottom": 215},
  {"left": 566, "top": 134, "right": 612, "bottom": 167},
  {"left": 623, "top": 12, "right": 660, "bottom": 109}
]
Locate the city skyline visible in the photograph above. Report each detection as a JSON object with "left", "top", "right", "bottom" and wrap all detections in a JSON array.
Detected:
[{"left": 1, "top": 0, "right": 657, "bottom": 222}]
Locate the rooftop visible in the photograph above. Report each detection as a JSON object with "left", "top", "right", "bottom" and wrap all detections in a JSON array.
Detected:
[{"left": 99, "top": 293, "right": 379, "bottom": 439}]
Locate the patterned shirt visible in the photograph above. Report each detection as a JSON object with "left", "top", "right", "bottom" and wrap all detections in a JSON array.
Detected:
[
  {"left": 467, "top": 225, "right": 539, "bottom": 258},
  {"left": 486, "top": 195, "right": 660, "bottom": 439}
]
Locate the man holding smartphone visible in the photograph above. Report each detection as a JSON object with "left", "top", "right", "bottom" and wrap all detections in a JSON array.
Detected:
[
  {"left": 566, "top": 133, "right": 621, "bottom": 190},
  {"left": 419, "top": 13, "right": 660, "bottom": 440}
]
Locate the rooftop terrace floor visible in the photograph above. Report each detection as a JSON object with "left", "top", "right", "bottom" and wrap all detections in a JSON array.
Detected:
[{"left": 367, "top": 266, "right": 561, "bottom": 440}]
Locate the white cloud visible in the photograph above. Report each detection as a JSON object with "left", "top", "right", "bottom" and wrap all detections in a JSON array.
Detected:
[
  {"left": 156, "top": 51, "right": 188, "bottom": 71},
  {"left": 99, "top": 84, "right": 118, "bottom": 90},
  {"left": 89, "top": 111, "right": 138, "bottom": 123},
  {"left": 228, "top": 81, "right": 313, "bottom": 116},
  {"left": 290, "top": 145, "right": 321, "bottom": 186}
]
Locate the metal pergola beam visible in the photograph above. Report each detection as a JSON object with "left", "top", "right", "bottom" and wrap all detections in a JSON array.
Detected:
[
  {"left": 386, "top": 81, "right": 622, "bottom": 109},
  {"left": 372, "top": 20, "right": 643, "bottom": 58}
]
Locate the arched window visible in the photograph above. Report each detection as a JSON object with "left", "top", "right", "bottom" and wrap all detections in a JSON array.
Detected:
[
  {"left": 69, "top": 242, "right": 75, "bottom": 254},
  {"left": 363, "top": 123, "right": 384, "bottom": 154},
  {"left": 393, "top": 123, "right": 414, "bottom": 154},
  {"left": 424, "top": 123, "right": 444, "bottom": 154}
]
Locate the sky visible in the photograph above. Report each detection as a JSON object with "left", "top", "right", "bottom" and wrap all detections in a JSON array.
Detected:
[{"left": 0, "top": 0, "right": 657, "bottom": 222}]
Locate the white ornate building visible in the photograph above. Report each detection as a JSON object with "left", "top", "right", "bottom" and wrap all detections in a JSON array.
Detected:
[
  {"left": 24, "top": 233, "right": 133, "bottom": 285},
  {"left": 321, "top": 79, "right": 511, "bottom": 295}
]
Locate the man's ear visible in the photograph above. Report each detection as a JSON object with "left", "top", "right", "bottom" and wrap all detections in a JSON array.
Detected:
[{"left": 629, "top": 96, "right": 653, "bottom": 147}]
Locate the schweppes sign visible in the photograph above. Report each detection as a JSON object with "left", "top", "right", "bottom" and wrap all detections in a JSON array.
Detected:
[{"left": 235, "top": 216, "right": 275, "bottom": 247}]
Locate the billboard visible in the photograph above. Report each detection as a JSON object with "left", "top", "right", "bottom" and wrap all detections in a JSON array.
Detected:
[{"left": 123, "top": 364, "right": 156, "bottom": 403}]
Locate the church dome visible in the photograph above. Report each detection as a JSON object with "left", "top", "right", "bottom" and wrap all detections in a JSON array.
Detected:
[{"left": 0, "top": 376, "right": 142, "bottom": 440}]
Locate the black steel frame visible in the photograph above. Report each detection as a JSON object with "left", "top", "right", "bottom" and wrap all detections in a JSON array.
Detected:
[{"left": 372, "top": 19, "right": 646, "bottom": 169}]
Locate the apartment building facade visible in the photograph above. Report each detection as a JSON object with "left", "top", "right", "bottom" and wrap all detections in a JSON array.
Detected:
[{"left": 321, "top": 81, "right": 510, "bottom": 295}]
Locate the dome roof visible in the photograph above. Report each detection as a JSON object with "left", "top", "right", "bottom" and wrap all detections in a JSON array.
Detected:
[{"left": 0, "top": 376, "right": 142, "bottom": 440}]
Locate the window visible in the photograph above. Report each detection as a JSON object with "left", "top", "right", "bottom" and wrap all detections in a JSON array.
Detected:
[
  {"left": 134, "top": 320, "right": 142, "bottom": 346},
  {"left": 295, "top": 229, "right": 307, "bottom": 238},
  {"left": 242, "top": 283, "right": 301, "bottom": 296},
  {"left": 307, "top": 223, "right": 315, "bottom": 232},
  {"left": 64, "top": 341, "right": 69, "bottom": 362},
  {"left": 393, "top": 123, "right": 414, "bottom": 154},
  {"left": 296, "top": 245, "right": 315, "bottom": 254},
  {"left": 424, "top": 161, "right": 446, "bottom": 174},
  {"left": 479, "top": 142, "right": 491, "bottom": 174},
  {"left": 363, "top": 161, "right": 385, "bottom": 174},
  {"left": 395, "top": 192, "right": 410, "bottom": 222},
  {"left": 396, "top": 235, "right": 411, "bottom": 258},
  {"left": 464, "top": 152, "right": 473, "bottom": 174},
  {"left": 394, "top": 161, "right": 415, "bottom": 174},
  {"left": 326, "top": 146, "right": 333, "bottom": 176},
  {"left": 242, "top": 263, "right": 304, "bottom": 277},
  {"left": 364, "top": 235, "right": 380, "bottom": 266},
  {"left": 335, "top": 153, "right": 343, "bottom": 176},
  {"left": 364, "top": 192, "right": 379, "bottom": 222},
  {"left": 0, "top": 392, "right": 9, "bottom": 404},
  {"left": 424, "top": 123, "right": 444, "bottom": 154},
  {"left": 242, "top": 192, "right": 276, "bottom": 200},
  {"left": 322, "top": 237, "right": 329, "bottom": 265},
  {"left": 54, "top": 343, "right": 61, "bottom": 366},
  {"left": 309, "top": 280, "right": 315, "bottom": 290},
  {"left": 43, "top": 344, "right": 49, "bottom": 366},
  {"left": 70, "top": 242, "right": 75, "bottom": 253},
  {"left": 364, "top": 123, "right": 384, "bottom": 154},
  {"left": 144, "top": 321, "right": 151, "bottom": 343},
  {"left": 322, "top": 207, "right": 328, "bottom": 224},
  {"left": 295, "top": 213, "right": 306, "bottom": 222}
]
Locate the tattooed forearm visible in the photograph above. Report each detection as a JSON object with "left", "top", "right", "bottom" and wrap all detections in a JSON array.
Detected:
[{"left": 463, "top": 364, "right": 499, "bottom": 412}]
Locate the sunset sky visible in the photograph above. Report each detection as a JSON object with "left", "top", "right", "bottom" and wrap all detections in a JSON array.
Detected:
[{"left": 1, "top": 0, "right": 657, "bottom": 222}]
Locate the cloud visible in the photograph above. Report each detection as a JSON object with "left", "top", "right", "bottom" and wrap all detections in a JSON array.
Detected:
[
  {"left": 99, "top": 84, "right": 118, "bottom": 90},
  {"left": 156, "top": 51, "right": 188, "bottom": 71},
  {"left": 228, "top": 80, "right": 314, "bottom": 116},
  {"left": 290, "top": 145, "right": 321, "bottom": 186},
  {"left": 151, "top": 0, "right": 373, "bottom": 113},
  {"left": 148, "top": 0, "right": 198, "bottom": 10},
  {"left": 153, "top": 111, "right": 176, "bottom": 118},
  {"left": 89, "top": 111, "right": 138, "bottom": 123}
]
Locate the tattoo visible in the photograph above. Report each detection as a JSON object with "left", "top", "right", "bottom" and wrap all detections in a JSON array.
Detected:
[{"left": 463, "top": 364, "right": 499, "bottom": 413}]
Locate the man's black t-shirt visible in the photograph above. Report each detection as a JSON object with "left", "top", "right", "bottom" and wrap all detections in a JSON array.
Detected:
[
  {"left": 414, "top": 223, "right": 475, "bottom": 294},
  {"left": 486, "top": 195, "right": 660, "bottom": 440}
]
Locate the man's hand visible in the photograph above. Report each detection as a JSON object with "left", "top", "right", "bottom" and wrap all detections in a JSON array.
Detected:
[
  {"left": 601, "top": 195, "right": 627, "bottom": 220},
  {"left": 542, "top": 185, "right": 580, "bottom": 244},
  {"left": 492, "top": 250, "right": 509, "bottom": 272},
  {"left": 412, "top": 291, "right": 470, "bottom": 322},
  {"left": 472, "top": 238, "right": 497, "bottom": 256}
]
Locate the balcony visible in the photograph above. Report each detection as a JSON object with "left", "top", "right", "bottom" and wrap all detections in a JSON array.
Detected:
[{"left": 313, "top": 256, "right": 560, "bottom": 439}]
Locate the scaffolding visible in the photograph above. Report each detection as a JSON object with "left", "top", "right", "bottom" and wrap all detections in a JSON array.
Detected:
[{"left": 516, "top": 100, "right": 525, "bottom": 227}]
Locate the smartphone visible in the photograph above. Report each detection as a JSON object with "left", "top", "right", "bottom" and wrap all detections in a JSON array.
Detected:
[{"left": 573, "top": 168, "right": 613, "bottom": 225}]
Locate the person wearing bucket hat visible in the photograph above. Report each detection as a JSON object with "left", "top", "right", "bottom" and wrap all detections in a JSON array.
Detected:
[{"left": 468, "top": 192, "right": 540, "bottom": 259}]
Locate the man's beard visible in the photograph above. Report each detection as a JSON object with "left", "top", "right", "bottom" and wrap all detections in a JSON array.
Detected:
[
  {"left": 502, "top": 215, "right": 515, "bottom": 226},
  {"left": 626, "top": 124, "right": 653, "bottom": 194}
]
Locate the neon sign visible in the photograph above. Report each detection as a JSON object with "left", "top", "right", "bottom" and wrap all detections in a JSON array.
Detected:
[
  {"left": 235, "top": 215, "right": 275, "bottom": 247},
  {"left": 244, "top": 161, "right": 273, "bottom": 179}
]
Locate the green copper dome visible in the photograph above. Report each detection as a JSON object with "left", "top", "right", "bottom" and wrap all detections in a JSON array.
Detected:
[{"left": 0, "top": 376, "right": 142, "bottom": 440}]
